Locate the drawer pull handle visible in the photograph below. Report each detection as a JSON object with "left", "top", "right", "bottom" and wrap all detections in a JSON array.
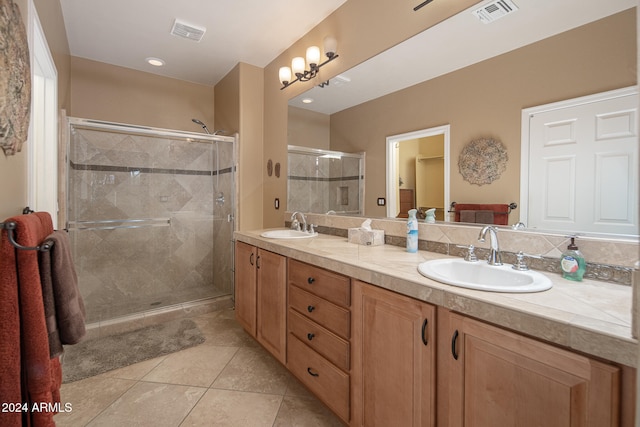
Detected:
[
  {"left": 307, "top": 367, "right": 319, "bottom": 377},
  {"left": 307, "top": 305, "right": 315, "bottom": 313},
  {"left": 256, "top": 255, "right": 261, "bottom": 269},
  {"left": 421, "top": 318, "right": 428, "bottom": 346},
  {"left": 249, "top": 253, "right": 254, "bottom": 266},
  {"left": 451, "top": 330, "right": 459, "bottom": 360},
  {"left": 307, "top": 277, "right": 315, "bottom": 284},
  {"left": 307, "top": 333, "right": 315, "bottom": 341}
]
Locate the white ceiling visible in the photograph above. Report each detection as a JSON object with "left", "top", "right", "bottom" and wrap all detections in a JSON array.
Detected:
[
  {"left": 59, "top": 0, "right": 348, "bottom": 86},
  {"left": 290, "top": 0, "right": 637, "bottom": 114}
]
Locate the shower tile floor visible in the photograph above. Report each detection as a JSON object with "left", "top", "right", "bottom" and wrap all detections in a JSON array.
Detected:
[{"left": 55, "top": 308, "right": 344, "bottom": 426}]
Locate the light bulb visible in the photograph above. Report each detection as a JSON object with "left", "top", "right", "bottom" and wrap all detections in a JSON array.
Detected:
[
  {"left": 323, "top": 36, "right": 337, "bottom": 58},
  {"left": 306, "top": 46, "right": 320, "bottom": 68},
  {"left": 292, "top": 57, "right": 306, "bottom": 76},
  {"left": 279, "top": 67, "right": 292, "bottom": 85}
]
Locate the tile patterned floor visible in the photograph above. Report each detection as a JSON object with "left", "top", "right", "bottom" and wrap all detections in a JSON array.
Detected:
[{"left": 55, "top": 308, "right": 344, "bottom": 426}]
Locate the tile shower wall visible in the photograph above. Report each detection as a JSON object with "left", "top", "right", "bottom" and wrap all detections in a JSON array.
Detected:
[
  {"left": 288, "top": 151, "right": 363, "bottom": 215},
  {"left": 68, "top": 124, "right": 234, "bottom": 323}
]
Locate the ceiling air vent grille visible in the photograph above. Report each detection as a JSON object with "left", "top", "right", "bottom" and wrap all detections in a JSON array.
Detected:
[
  {"left": 472, "top": 0, "right": 518, "bottom": 24},
  {"left": 170, "top": 19, "right": 206, "bottom": 42}
]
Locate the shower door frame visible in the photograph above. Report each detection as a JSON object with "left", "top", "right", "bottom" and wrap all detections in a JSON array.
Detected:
[{"left": 64, "top": 117, "right": 238, "bottom": 320}]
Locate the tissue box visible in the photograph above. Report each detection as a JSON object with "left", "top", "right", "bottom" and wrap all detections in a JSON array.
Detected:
[{"left": 348, "top": 228, "right": 385, "bottom": 246}]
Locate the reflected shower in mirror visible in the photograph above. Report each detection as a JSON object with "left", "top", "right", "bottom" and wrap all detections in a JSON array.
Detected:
[{"left": 287, "top": 146, "right": 365, "bottom": 216}]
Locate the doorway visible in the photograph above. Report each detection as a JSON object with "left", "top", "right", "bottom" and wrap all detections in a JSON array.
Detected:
[{"left": 386, "top": 125, "right": 450, "bottom": 219}]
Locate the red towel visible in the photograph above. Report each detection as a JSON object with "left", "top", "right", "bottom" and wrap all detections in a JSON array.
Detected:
[
  {"left": 453, "top": 203, "right": 510, "bottom": 225},
  {"left": 0, "top": 212, "right": 62, "bottom": 427}
]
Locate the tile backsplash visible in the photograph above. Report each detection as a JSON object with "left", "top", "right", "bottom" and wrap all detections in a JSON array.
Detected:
[{"left": 290, "top": 212, "right": 639, "bottom": 286}]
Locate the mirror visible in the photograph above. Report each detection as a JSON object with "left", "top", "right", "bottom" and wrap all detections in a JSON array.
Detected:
[{"left": 288, "top": 0, "right": 638, "bottom": 238}]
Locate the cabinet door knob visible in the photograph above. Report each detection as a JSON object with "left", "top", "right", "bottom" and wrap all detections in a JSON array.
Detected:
[
  {"left": 421, "top": 318, "right": 429, "bottom": 346},
  {"left": 307, "top": 305, "right": 315, "bottom": 313},
  {"left": 307, "top": 277, "right": 315, "bottom": 284},
  {"left": 451, "top": 330, "right": 459, "bottom": 360},
  {"left": 307, "top": 333, "right": 315, "bottom": 341},
  {"left": 307, "top": 367, "right": 319, "bottom": 377}
]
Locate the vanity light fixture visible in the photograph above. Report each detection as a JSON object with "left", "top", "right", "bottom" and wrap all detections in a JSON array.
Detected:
[
  {"left": 279, "top": 36, "right": 339, "bottom": 90},
  {"left": 413, "top": 0, "right": 434, "bottom": 12}
]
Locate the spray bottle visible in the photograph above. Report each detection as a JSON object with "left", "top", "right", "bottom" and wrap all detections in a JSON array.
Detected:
[{"left": 407, "top": 209, "right": 418, "bottom": 253}]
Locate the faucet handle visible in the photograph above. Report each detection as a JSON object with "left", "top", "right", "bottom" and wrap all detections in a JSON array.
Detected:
[
  {"left": 456, "top": 244, "right": 478, "bottom": 262},
  {"left": 291, "top": 219, "right": 300, "bottom": 231},
  {"left": 512, "top": 251, "right": 542, "bottom": 271},
  {"left": 308, "top": 224, "right": 316, "bottom": 234}
]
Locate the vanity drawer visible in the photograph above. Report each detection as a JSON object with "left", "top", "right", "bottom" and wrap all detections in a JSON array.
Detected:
[
  {"left": 288, "top": 309, "right": 350, "bottom": 371},
  {"left": 289, "top": 285, "right": 350, "bottom": 339},
  {"left": 287, "top": 334, "right": 350, "bottom": 422},
  {"left": 289, "top": 259, "right": 350, "bottom": 307}
]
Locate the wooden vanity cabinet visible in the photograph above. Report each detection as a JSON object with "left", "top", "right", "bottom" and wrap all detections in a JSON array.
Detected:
[
  {"left": 351, "top": 280, "right": 436, "bottom": 427},
  {"left": 286, "top": 259, "right": 351, "bottom": 424},
  {"left": 234, "top": 241, "right": 287, "bottom": 363},
  {"left": 438, "top": 309, "right": 622, "bottom": 427}
]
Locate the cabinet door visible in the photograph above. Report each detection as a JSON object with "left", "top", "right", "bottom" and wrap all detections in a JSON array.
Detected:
[
  {"left": 444, "top": 311, "right": 620, "bottom": 427},
  {"left": 351, "top": 280, "right": 436, "bottom": 427},
  {"left": 234, "top": 241, "right": 257, "bottom": 336},
  {"left": 256, "top": 249, "right": 287, "bottom": 364}
]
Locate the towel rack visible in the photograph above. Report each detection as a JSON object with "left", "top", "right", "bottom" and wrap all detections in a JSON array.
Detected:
[
  {"left": 0, "top": 207, "right": 54, "bottom": 252},
  {"left": 448, "top": 202, "right": 517, "bottom": 214}
]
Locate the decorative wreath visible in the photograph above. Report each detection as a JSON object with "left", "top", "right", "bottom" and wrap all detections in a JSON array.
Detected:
[
  {"left": 0, "top": 0, "right": 31, "bottom": 156},
  {"left": 458, "top": 137, "right": 508, "bottom": 185}
]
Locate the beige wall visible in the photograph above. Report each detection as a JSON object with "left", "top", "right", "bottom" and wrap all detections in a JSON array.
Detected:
[
  {"left": 70, "top": 57, "right": 214, "bottom": 132},
  {"left": 288, "top": 107, "right": 330, "bottom": 150},
  {"left": 329, "top": 9, "right": 637, "bottom": 218},
  {"left": 215, "top": 63, "right": 264, "bottom": 231},
  {"left": 262, "top": 0, "right": 483, "bottom": 227}
]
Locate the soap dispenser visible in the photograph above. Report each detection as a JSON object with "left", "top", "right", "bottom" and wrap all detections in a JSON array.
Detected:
[
  {"left": 406, "top": 209, "right": 418, "bottom": 253},
  {"left": 560, "top": 237, "right": 586, "bottom": 281}
]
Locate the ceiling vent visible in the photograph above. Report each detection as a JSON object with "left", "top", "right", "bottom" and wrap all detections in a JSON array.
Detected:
[
  {"left": 332, "top": 75, "right": 351, "bottom": 87},
  {"left": 170, "top": 19, "right": 206, "bottom": 42},
  {"left": 472, "top": 0, "right": 518, "bottom": 24}
]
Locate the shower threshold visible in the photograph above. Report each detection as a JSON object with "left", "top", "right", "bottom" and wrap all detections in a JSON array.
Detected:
[{"left": 84, "top": 295, "right": 233, "bottom": 340}]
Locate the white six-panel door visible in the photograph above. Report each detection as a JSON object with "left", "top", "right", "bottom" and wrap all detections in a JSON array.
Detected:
[{"left": 521, "top": 87, "right": 638, "bottom": 237}]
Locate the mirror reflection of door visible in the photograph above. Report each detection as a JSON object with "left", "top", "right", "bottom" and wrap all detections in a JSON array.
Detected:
[
  {"left": 415, "top": 136, "right": 445, "bottom": 220},
  {"left": 522, "top": 87, "right": 638, "bottom": 236},
  {"left": 386, "top": 125, "right": 450, "bottom": 219}
]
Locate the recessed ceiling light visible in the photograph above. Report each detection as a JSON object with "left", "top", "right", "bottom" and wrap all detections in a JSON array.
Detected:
[
  {"left": 146, "top": 57, "right": 165, "bottom": 67},
  {"left": 302, "top": 98, "right": 314, "bottom": 104}
]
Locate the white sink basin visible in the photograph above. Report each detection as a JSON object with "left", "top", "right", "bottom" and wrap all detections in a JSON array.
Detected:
[
  {"left": 417, "top": 258, "right": 552, "bottom": 293},
  {"left": 260, "top": 229, "right": 318, "bottom": 239}
]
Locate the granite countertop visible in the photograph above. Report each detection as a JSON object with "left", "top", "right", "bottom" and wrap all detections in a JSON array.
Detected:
[{"left": 235, "top": 229, "right": 637, "bottom": 367}]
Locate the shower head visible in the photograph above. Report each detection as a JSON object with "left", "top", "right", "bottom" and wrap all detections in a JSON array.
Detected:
[{"left": 192, "top": 118, "right": 211, "bottom": 134}]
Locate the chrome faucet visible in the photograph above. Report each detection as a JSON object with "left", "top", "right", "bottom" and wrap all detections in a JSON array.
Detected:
[
  {"left": 290, "top": 212, "right": 307, "bottom": 232},
  {"left": 478, "top": 225, "right": 502, "bottom": 266}
]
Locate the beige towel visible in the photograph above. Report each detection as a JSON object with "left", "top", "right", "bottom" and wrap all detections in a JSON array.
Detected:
[
  {"left": 39, "top": 231, "right": 86, "bottom": 353},
  {"left": 475, "top": 210, "right": 494, "bottom": 224},
  {"left": 459, "top": 210, "right": 476, "bottom": 223}
]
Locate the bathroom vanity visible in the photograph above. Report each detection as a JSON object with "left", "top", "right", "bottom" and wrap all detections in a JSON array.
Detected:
[{"left": 234, "top": 229, "right": 636, "bottom": 426}]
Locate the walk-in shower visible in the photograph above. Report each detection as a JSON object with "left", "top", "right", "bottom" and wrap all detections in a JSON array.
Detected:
[
  {"left": 287, "top": 145, "right": 365, "bottom": 215},
  {"left": 66, "top": 118, "right": 236, "bottom": 324}
]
